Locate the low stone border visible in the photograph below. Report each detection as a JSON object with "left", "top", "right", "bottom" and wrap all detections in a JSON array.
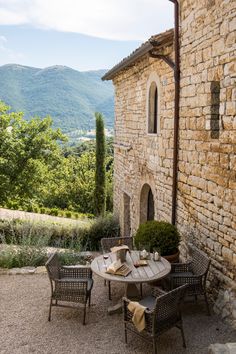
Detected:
[
  {"left": 0, "top": 265, "right": 46, "bottom": 275},
  {"left": 208, "top": 343, "right": 236, "bottom": 354}
]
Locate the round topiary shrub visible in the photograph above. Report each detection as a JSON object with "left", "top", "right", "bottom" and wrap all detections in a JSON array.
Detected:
[
  {"left": 50, "top": 208, "right": 59, "bottom": 216},
  {"left": 40, "top": 207, "right": 46, "bottom": 214},
  {"left": 134, "top": 220, "right": 180, "bottom": 256},
  {"left": 65, "top": 211, "right": 72, "bottom": 218}
]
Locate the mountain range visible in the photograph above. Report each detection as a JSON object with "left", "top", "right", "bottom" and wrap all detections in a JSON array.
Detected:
[{"left": 0, "top": 64, "right": 114, "bottom": 134}]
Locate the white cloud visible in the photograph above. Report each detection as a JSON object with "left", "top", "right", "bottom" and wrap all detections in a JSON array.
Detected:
[
  {"left": 0, "top": 0, "right": 173, "bottom": 40},
  {"left": 0, "top": 33, "right": 24, "bottom": 62},
  {"left": 0, "top": 34, "right": 7, "bottom": 42}
]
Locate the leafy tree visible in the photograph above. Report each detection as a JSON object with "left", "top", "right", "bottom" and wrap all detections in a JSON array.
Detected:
[
  {"left": 62, "top": 139, "right": 113, "bottom": 213},
  {"left": 0, "top": 102, "right": 66, "bottom": 205},
  {"left": 44, "top": 152, "right": 96, "bottom": 214},
  {"left": 0, "top": 102, "right": 114, "bottom": 215},
  {"left": 94, "top": 112, "right": 106, "bottom": 216}
]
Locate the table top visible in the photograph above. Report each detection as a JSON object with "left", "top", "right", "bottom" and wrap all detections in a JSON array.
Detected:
[{"left": 91, "top": 250, "right": 171, "bottom": 283}]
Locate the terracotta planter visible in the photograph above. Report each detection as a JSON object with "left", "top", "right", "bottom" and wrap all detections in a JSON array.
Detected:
[{"left": 163, "top": 250, "right": 179, "bottom": 263}]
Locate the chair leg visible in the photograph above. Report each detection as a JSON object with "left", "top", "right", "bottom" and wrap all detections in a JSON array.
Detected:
[
  {"left": 140, "top": 283, "right": 143, "bottom": 297},
  {"left": 108, "top": 281, "right": 111, "bottom": 300},
  {"left": 89, "top": 293, "right": 91, "bottom": 307},
  {"left": 180, "top": 318, "right": 186, "bottom": 348},
  {"left": 83, "top": 304, "right": 87, "bottom": 325},
  {"left": 48, "top": 298, "right": 52, "bottom": 321},
  {"left": 153, "top": 338, "right": 157, "bottom": 354},
  {"left": 124, "top": 323, "right": 128, "bottom": 344},
  {"left": 204, "top": 292, "right": 210, "bottom": 316}
]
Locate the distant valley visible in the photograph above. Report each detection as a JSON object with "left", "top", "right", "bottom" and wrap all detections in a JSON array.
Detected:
[{"left": 0, "top": 64, "right": 114, "bottom": 142}]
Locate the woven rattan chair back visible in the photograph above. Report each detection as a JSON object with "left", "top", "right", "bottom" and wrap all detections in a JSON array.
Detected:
[
  {"left": 101, "top": 236, "right": 133, "bottom": 253},
  {"left": 153, "top": 284, "right": 187, "bottom": 330},
  {"left": 45, "top": 253, "right": 60, "bottom": 280},
  {"left": 191, "top": 247, "right": 210, "bottom": 276}
]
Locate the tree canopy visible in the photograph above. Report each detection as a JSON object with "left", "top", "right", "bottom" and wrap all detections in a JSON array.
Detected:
[{"left": 0, "top": 102, "right": 113, "bottom": 214}]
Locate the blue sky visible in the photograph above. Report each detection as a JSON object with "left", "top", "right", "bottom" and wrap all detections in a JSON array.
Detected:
[{"left": 0, "top": 1, "right": 173, "bottom": 71}]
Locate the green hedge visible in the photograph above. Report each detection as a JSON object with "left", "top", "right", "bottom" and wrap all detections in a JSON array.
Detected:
[
  {"left": 0, "top": 214, "right": 120, "bottom": 251},
  {"left": 0, "top": 245, "right": 47, "bottom": 268}
]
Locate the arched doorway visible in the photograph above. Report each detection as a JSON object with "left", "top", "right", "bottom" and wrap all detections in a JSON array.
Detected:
[{"left": 140, "top": 183, "right": 155, "bottom": 224}]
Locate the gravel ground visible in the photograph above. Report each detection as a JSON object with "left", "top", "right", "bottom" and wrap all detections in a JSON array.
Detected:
[{"left": 0, "top": 274, "right": 235, "bottom": 354}]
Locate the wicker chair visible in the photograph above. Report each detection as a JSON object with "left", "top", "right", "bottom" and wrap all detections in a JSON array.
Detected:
[
  {"left": 169, "top": 246, "right": 211, "bottom": 315},
  {"left": 45, "top": 253, "right": 93, "bottom": 325},
  {"left": 123, "top": 285, "right": 188, "bottom": 354},
  {"left": 101, "top": 237, "right": 133, "bottom": 300}
]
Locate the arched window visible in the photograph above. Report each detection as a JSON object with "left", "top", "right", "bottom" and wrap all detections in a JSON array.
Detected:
[
  {"left": 146, "top": 73, "right": 161, "bottom": 135},
  {"left": 148, "top": 82, "right": 158, "bottom": 134}
]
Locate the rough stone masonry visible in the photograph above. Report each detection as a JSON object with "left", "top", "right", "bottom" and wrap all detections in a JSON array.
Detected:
[{"left": 107, "top": 0, "right": 236, "bottom": 326}]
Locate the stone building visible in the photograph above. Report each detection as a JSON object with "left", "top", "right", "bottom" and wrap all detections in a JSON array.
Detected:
[{"left": 102, "top": 0, "right": 236, "bottom": 325}]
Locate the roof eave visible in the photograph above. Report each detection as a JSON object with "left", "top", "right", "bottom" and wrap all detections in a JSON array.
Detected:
[
  {"left": 102, "top": 29, "right": 174, "bottom": 81},
  {"left": 102, "top": 42, "right": 153, "bottom": 81}
]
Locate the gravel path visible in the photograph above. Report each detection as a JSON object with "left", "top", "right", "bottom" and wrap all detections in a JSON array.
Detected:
[
  {"left": 0, "top": 274, "right": 235, "bottom": 354},
  {"left": 0, "top": 208, "right": 90, "bottom": 226}
]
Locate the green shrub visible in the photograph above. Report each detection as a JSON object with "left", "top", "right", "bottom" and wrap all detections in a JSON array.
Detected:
[
  {"left": 74, "top": 213, "right": 79, "bottom": 219},
  {"left": 40, "top": 207, "right": 46, "bottom": 214},
  {"left": 81, "top": 213, "right": 120, "bottom": 251},
  {"left": 134, "top": 220, "right": 180, "bottom": 256},
  {"left": 26, "top": 205, "right": 34, "bottom": 212},
  {"left": 65, "top": 211, "right": 72, "bottom": 218},
  {"left": 82, "top": 213, "right": 94, "bottom": 219},
  {"left": 0, "top": 214, "right": 119, "bottom": 252},
  {"left": 0, "top": 219, "right": 52, "bottom": 247},
  {"left": 6, "top": 201, "right": 19, "bottom": 210},
  {"left": 0, "top": 245, "right": 47, "bottom": 268},
  {"left": 33, "top": 206, "right": 39, "bottom": 213},
  {"left": 49, "top": 208, "right": 59, "bottom": 216},
  {"left": 57, "top": 251, "right": 86, "bottom": 266}
]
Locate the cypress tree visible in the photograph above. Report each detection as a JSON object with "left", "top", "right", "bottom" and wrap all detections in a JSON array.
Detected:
[{"left": 94, "top": 112, "right": 106, "bottom": 216}]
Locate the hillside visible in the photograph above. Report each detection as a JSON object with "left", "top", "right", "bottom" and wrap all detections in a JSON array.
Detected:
[{"left": 0, "top": 64, "right": 114, "bottom": 134}]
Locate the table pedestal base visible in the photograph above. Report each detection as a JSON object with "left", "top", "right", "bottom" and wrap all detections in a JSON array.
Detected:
[
  {"left": 108, "top": 283, "right": 141, "bottom": 315},
  {"left": 108, "top": 302, "right": 123, "bottom": 315}
]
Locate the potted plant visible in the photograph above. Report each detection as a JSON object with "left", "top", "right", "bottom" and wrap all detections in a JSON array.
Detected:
[{"left": 134, "top": 220, "right": 180, "bottom": 262}]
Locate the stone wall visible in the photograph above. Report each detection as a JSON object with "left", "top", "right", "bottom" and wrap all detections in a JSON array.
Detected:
[
  {"left": 113, "top": 45, "right": 175, "bottom": 235},
  {"left": 112, "top": 0, "right": 235, "bottom": 326},
  {"left": 177, "top": 0, "right": 236, "bottom": 327}
]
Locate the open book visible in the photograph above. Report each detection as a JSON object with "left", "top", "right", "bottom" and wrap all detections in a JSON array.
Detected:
[{"left": 106, "top": 259, "right": 132, "bottom": 277}]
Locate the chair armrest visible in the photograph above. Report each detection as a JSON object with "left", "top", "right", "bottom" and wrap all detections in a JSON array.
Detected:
[
  {"left": 56, "top": 278, "right": 89, "bottom": 283},
  {"left": 123, "top": 297, "right": 153, "bottom": 316},
  {"left": 60, "top": 266, "right": 92, "bottom": 279},
  {"left": 151, "top": 287, "right": 167, "bottom": 297},
  {"left": 171, "top": 261, "right": 192, "bottom": 273}
]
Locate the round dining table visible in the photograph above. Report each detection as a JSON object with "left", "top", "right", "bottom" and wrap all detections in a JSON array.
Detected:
[{"left": 91, "top": 250, "right": 171, "bottom": 314}]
